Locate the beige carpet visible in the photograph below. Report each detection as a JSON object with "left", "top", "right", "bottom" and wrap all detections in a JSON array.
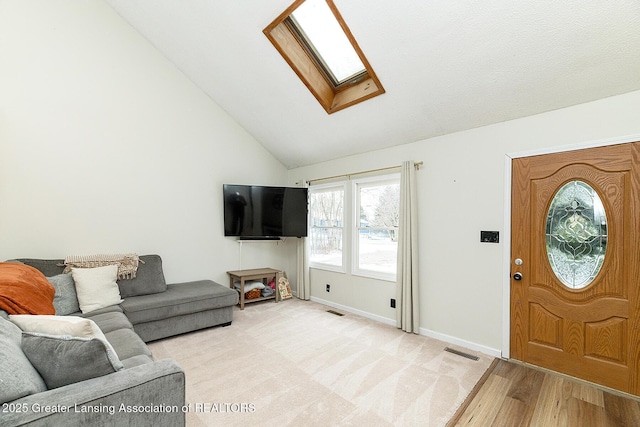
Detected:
[{"left": 148, "top": 298, "right": 493, "bottom": 426}]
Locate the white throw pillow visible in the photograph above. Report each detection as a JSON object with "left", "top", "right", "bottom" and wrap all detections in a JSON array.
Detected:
[
  {"left": 71, "top": 265, "right": 123, "bottom": 313},
  {"left": 10, "top": 314, "right": 97, "bottom": 337}
]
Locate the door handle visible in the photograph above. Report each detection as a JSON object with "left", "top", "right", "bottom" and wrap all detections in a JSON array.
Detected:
[{"left": 513, "top": 272, "right": 523, "bottom": 281}]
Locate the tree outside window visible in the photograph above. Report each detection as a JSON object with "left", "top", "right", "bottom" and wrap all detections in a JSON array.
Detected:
[
  {"left": 309, "top": 184, "right": 345, "bottom": 269},
  {"left": 354, "top": 176, "right": 399, "bottom": 279}
]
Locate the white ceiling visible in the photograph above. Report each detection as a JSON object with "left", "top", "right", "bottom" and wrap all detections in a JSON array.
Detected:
[{"left": 104, "top": 0, "right": 640, "bottom": 169}]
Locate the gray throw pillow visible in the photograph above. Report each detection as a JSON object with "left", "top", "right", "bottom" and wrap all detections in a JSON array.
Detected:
[
  {"left": 47, "top": 273, "right": 80, "bottom": 315},
  {"left": 0, "top": 319, "right": 46, "bottom": 403},
  {"left": 116, "top": 254, "right": 167, "bottom": 297},
  {"left": 21, "top": 333, "right": 124, "bottom": 389}
]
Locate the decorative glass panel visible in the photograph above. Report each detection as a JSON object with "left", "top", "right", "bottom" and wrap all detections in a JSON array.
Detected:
[{"left": 546, "top": 180, "right": 607, "bottom": 289}]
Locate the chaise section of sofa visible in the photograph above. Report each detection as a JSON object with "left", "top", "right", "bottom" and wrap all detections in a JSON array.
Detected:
[{"left": 122, "top": 279, "right": 238, "bottom": 342}]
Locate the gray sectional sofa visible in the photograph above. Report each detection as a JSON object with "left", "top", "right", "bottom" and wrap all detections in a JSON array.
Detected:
[
  {"left": 0, "top": 254, "right": 238, "bottom": 426},
  {"left": 16, "top": 255, "right": 239, "bottom": 342}
]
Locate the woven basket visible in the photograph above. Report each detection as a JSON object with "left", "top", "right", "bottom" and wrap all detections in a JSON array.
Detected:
[{"left": 245, "top": 288, "right": 261, "bottom": 300}]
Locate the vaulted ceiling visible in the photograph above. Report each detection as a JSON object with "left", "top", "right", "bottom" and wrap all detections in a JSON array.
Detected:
[{"left": 104, "top": 0, "right": 640, "bottom": 169}]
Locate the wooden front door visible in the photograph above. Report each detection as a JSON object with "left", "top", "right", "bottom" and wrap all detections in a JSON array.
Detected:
[{"left": 510, "top": 142, "right": 640, "bottom": 395}]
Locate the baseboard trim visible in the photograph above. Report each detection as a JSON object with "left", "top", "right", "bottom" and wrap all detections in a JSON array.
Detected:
[
  {"left": 309, "top": 297, "right": 396, "bottom": 326},
  {"left": 308, "top": 296, "right": 502, "bottom": 358},
  {"left": 419, "top": 327, "right": 502, "bottom": 358}
]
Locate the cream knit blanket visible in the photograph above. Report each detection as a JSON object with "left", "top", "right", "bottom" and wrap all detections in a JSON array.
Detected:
[{"left": 62, "top": 253, "right": 143, "bottom": 280}]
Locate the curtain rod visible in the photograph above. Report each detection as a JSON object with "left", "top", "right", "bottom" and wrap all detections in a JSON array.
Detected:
[{"left": 304, "top": 161, "right": 423, "bottom": 185}]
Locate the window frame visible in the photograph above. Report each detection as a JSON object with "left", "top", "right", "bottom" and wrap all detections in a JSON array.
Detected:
[
  {"left": 308, "top": 181, "right": 347, "bottom": 273},
  {"left": 263, "top": 0, "right": 385, "bottom": 114},
  {"left": 351, "top": 173, "right": 400, "bottom": 282},
  {"left": 286, "top": 1, "right": 366, "bottom": 88}
]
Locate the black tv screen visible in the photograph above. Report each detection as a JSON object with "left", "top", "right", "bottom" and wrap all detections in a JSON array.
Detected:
[{"left": 223, "top": 184, "right": 308, "bottom": 238}]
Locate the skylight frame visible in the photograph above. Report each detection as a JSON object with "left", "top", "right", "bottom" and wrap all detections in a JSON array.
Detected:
[
  {"left": 264, "top": 0, "right": 385, "bottom": 114},
  {"left": 286, "top": 16, "right": 367, "bottom": 88}
]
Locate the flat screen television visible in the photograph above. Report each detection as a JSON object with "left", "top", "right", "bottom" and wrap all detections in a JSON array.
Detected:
[{"left": 223, "top": 184, "right": 308, "bottom": 239}]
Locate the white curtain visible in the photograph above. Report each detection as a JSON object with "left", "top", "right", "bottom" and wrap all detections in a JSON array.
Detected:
[
  {"left": 296, "top": 181, "right": 311, "bottom": 300},
  {"left": 397, "top": 161, "right": 419, "bottom": 333}
]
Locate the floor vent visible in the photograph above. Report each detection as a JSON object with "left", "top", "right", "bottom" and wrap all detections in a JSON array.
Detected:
[
  {"left": 326, "top": 310, "right": 345, "bottom": 316},
  {"left": 445, "top": 347, "right": 479, "bottom": 361}
]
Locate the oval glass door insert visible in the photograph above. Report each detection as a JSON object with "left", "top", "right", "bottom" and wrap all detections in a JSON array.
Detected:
[{"left": 545, "top": 180, "right": 607, "bottom": 289}]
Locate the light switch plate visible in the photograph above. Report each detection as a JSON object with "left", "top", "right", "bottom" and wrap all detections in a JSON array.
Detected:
[{"left": 481, "top": 231, "right": 499, "bottom": 243}]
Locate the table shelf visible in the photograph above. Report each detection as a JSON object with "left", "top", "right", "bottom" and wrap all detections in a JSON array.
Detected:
[{"left": 227, "top": 268, "right": 281, "bottom": 310}]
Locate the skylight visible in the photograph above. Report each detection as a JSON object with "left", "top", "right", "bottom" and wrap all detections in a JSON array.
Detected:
[
  {"left": 264, "top": 0, "right": 385, "bottom": 114},
  {"left": 289, "top": 0, "right": 365, "bottom": 85}
]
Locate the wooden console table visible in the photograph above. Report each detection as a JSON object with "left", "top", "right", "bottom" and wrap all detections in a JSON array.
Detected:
[{"left": 227, "top": 268, "right": 281, "bottom": 310}]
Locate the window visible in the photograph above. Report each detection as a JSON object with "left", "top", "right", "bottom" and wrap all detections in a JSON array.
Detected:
[
  {"left": 309, "top": 173, "right": 400, "bottom": 282},
  {"left": 264, "top": 0, "right": 385, "bottom": 114},
  {"left": 353, "top": 175, "right": 400, "bottom": 280},
  {"left": 309, "top": 183, "right": 345, "bottom": 270},
  {"left": 288, "top": 0, "right": 365, "bottom": 86}
]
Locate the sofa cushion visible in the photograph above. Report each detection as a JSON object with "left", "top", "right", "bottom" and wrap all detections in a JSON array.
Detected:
[
  {"left": 121, "top": 354, "right": 154, "bottom": 369},
  {"left": 84, "top": 311, "right": 133, "bottom": 334},
  {"left": 71, "top": 265, "right": 123, "bottom": 313},
  {"left": 47, "top": 273, "right": 80, "bottom": 315},
  {"left": 21, "top": 333, "right": 124, "bottom": 389},
  {"left": 0, "top": 317, "right": 47, "bottom": 403},
  {"left": 117, "top": 254, "right": 167, "bottom": 297},
  {"left": 9, "top": 315, "right": 123, "bottom": 374},
  {"left": 104, "top": 328, "right": 152, "bottom": 361},
  {"left": 76, "top": 304, "right": 123, "bottom": 317},
  {"left": 14, "top": 258, "right": 65, "bottom": 277},
  {"left": 121, "top": 280, "right": 238, "bottom": 324}
]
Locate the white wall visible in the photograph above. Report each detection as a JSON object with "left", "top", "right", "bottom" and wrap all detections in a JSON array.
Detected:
[
  {"left": 0, "top": 0, "right": 297, "bottom": 284},
  {"left": 288, "top": 90, "right": 640, "bottom": 354}
]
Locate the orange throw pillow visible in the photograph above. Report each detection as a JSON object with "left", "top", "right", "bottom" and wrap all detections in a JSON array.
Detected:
[{"left": 0, "top": 262, "right": 55, "bottom": 315}]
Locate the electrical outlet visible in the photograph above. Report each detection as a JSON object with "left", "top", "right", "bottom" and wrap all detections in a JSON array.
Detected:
[
  {"left": 390, "top": 298, "right": 396, "bottom": 308},
  {"left": 326, "top": 284, "right": 330, "bottom": 292}
]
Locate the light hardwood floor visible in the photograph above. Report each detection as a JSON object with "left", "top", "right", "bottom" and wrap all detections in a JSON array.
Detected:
[{"left": 448, "top": 359, "right": 640, "bottom": 426}]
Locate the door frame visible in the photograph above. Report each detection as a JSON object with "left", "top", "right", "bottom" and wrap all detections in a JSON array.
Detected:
[{"left": 502, "top": 133, "right": 640, "bottom": 359}]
